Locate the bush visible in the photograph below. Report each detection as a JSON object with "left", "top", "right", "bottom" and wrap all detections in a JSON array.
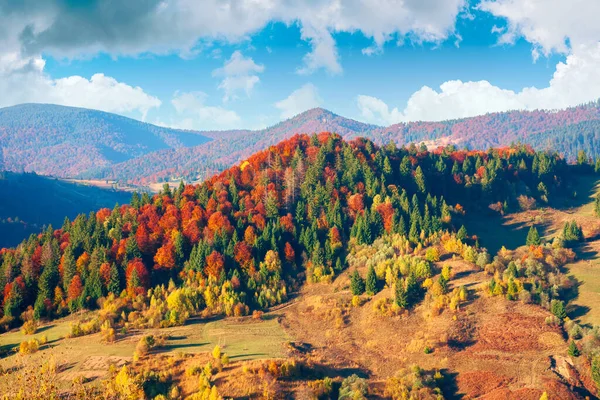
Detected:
[
  {"left": 68, "top": 318, "right": 101, "bottom": 338},
  {"left": 19, "top": 338, "right": 40, "bottom": 355},
  {"left": 339, "top": 374, "right": 368, "bottom": 400},
  {"left": 21, "top": 320, "right": 38, "bottom": 335},
  {"left": 101, "top": 320, "right": 116, "bottom": 343},
  {"left": 308, "top": 377, "right": 333, "bottom": 399}
]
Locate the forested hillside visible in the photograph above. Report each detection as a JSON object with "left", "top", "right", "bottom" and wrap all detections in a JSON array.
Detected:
[
  {"left": 0, "top": 104, "right": 211, "bottom": 177},
  {"left": 0, "top": 172, "right": 131, "bottom": 247},
  {"left": 0, "top": 133, "right": 571, "bottom": 325},
  {"left": 2, "top": 133, "right": 599, "bottom": 399}
]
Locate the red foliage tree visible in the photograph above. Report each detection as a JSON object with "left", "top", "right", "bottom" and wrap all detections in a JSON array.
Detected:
[
  {"left": 205, "top": 250, "right": 224, "bottom": 279},
  {"left": 154, "top": 241, "right": 176, "bottom": 269},
  {"left": 67, "top": 275, "right": 83, "bottom": 301},
  {"left": 284, "top": 242, "right": 295, "bottom": 263}
]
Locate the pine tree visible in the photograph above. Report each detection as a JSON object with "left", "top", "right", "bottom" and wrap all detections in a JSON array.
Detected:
[
  {"left": 405, "top": 273, "right": 420, "bottom": 307},
  {"left": 551, "top": 299, "right": 567, "bottom": 320},
  {"left": 62, "top": 245, "right": 77, "bottom": 292},
  {"left": 350, "top": 270, "right": 365, "bottom": 296},
  {"left": 595, "top": 194, "right": 600, "bottom": 217},
  {"left": 526, "top": 226, "right": 541, "bottom": 246},
  {"left": 395, "top": 280, "right": 407, "bottom": 308},
  {"left": 414, "top": 166, "right": 426, "bottom": 193},
  {"left": 365, "top": 266, "right": 378, "bottom": 296},
  {"left": 108, "top": 263, "right": 121, "bottom": 295},
  {"left": 568, "top": 340, "right": 580, "bottom": 357},
  {"left": 456, "top": 225, "right": 467, "bottom": 241}
]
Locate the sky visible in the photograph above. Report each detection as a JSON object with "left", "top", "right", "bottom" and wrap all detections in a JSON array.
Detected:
[{"left": 1, "top": 0, "right": 600, "bottom": 130}]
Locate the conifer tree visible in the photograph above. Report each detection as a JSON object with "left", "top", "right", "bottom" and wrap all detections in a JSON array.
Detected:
[
  {"left": 365, "top": 265, "right": 377, "bottom": 296},
  {"left": 108, "top": 263, "right": 121, "bottom": 295},
  {"left": 405, "top": 272, "right": 420, "bottom": 307},
  {"left": 551, "top": 299, "right": 567, "bottom": 320},
  {"left": 457, "top": 225, "right": 467, "bottom": 241},
  {"left": 395, "top": 280, "right": 407, "bottom": 308},
  {"left": 526, "top": 226, "right": 541, "bottom": 246},
  {"left": 568, "top": 340, "right": 580, "bottom": 357},
  {"left": 350, "top": 270, "right": 365, "bottom": 296}
]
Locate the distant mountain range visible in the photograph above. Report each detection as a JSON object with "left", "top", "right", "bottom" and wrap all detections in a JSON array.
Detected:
[
  {"left": 0, "top": 104, "right": 211, "bottom": 178},
  {"left": 2, "top": 102, "right": 600, "bottom": 186}
]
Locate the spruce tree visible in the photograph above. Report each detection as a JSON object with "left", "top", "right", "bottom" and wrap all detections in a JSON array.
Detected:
[
  {"left": 568, "top": 340, "right": 580, "bottom": 357},
  {"left": 526, "top": 226, "right": 541, "bottom": 246},
  {"left": 456, "top": 225, "right": 467, "bottom": 241},
  {"left": 350, "top": 270, "right": 365, "bottom": 296},
  {"left": 108, "top": 263, "right": 121, "bottom": 295},
  {"left": 551, "top": 299, "right": 567, "bottom": 320},
  {"left": 405, "top": 273, "right": 420, "bottom": 307},
  {"left": 365, "top": 265, "right": 378, "bottom": 296},
  {"left": 395, "top": 280, "right": 407, "bottom": 308}
]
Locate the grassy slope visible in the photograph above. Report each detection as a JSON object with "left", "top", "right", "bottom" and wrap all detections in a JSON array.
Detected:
[{"left": 0, "top": 315, "right": 288, "bottom": 391}]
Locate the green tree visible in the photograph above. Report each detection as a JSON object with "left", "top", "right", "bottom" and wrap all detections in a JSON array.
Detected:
[
  {"left": 526, "top": 226, "right": 541, "bottom": 246},
  {"left": 456, "top": 225, "right": 467, "bottom": 241},
  {"left": 568, "top": 340, "right": 580, "bottom": 357},
  {"left": 350, "top": 270, "right": 365, "bottom": 296},
  {"left": 405, "top": 273, "right": 420, "bottom": 307},
  {"left": 107, "top": 263, "right": 121, "bottom": 295},
  {"left": 365, "top": 265, "right": 378, "bottom": 296},
  {"left": 551, "top": 299, "right": 567, "bottom": 320},
  {"left": 395, "top": 280, "right": 407, "bottom": 308},
  {"left": 414, "top": 166, "right": 426, "bottom": 193}
]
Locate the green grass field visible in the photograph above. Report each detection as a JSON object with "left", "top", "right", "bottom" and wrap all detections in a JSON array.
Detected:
[
  {"left": 0, "top": 313, "right": 289, "bottom": 392},
  {"left": 566, "top": 260, "right": 600, "bottom": 326},
  {"left": 160, "top": 317, "right": 290, "bottom": 360}
]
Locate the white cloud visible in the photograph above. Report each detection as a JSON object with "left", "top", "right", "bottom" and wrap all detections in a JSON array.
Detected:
[
  {"left": 275, "top": 83, "right": 322, "bottom": 119},
  {"left": 169, "top": 91, "right": 241, "bottom": 130},
  {"left": 479, "top": 0, "right": 600, "bottom": 58},
  {"left": 357, "top": 43, "right": 600, "bottom": 125},
  {"left": 3, "top": 0, "right": 467, "bottom": 76},
  {"left": 212, "top": 51, "right": 264, "bottom": 101},
  {"left": 0, "top": 55, "right": 161, "bottom": 119}
]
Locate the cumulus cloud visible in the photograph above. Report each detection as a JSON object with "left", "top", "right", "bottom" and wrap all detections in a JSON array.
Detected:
[
  {"left": 169, "top": 91, "right": 241, "bottom": 130},
  {"left": 3, "top": 0, "right": 467, "bottom": 75},
  {"left": 479, "top": 0, "right": 600, "bottom": 58},
  {"left": 212, "top": 51, "right": 264, "bottom": 101},
  {"left": 275, "top": 83, "right": 322, "bottom": 119},
  {"left": 357, "top": 43, "right": 600, "bottom": 125},
  {"left": 0, "top": 56, "right": 161, "bottom": 119}
]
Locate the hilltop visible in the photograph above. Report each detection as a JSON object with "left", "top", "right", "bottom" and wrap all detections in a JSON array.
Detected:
[{"left": 3, "top": 103, "right": 600, "bottom": 187}]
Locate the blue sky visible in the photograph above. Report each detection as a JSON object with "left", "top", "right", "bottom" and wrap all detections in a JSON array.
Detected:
[{"left": 1, "top": 0, "right": 599, "bottom": 130}]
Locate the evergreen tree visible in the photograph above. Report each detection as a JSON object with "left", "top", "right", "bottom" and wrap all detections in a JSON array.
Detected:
[
  {"left": 456, "top": 225, "right": 467, "bottom": 241},
  {"left": 595, "top": 194, "right": 600, "bottom": 217},
  {"left": 395, "top": 280, "right": 407, "bottom": 308},
  {"left": 365, "top": 265, "right": 378, "bottom": 296},
  {"left": 405, "top": 273, "right": 420, "bottom": 307},
  {"left": 568, "top": 340, "right": 580, "bottom": 357},
  {"left": 108, "top": 263, "right": 121, "bottom": 295},
  {"left": 526, "top": 226, "right": 541, "bottom": 246},
  {"left": 350, "top": 270, "right": 365, "bottom": 296},
  {"left": 551, "top": 299, "right": 567, "bottom": 320},
  {"left": 414, "top": 166, "right": 426, "bottom": 193}
]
